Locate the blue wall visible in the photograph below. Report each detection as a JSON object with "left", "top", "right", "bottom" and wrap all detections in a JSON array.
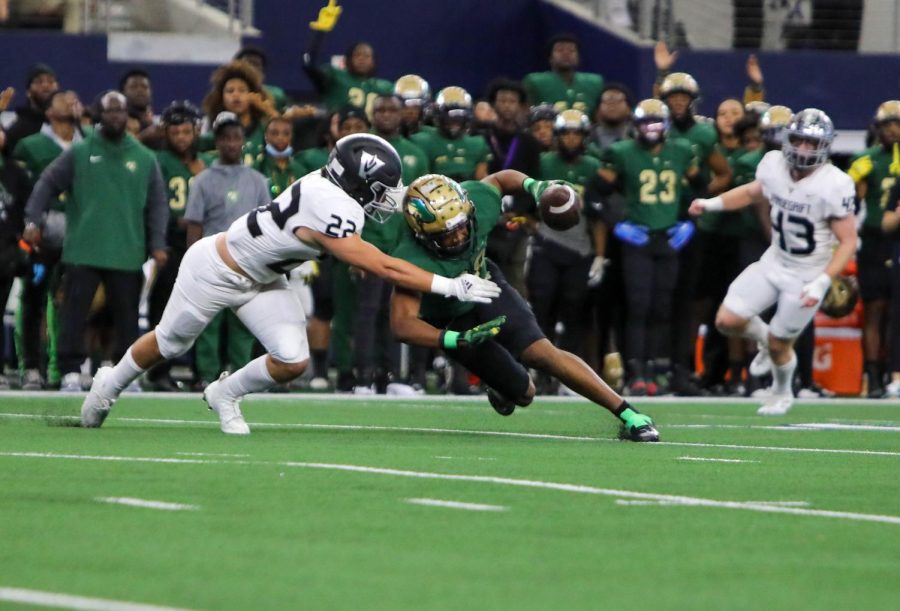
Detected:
[{"left": 0, "top": 1, "right": 896, "bottom": 129}]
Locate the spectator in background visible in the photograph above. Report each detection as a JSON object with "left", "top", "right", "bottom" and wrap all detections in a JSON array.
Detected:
[
  {"left": 200, "top": 61, "right": 278, "bottom": 163},
  {"left": 412, "top": 87, "right": 490, "bottom": 182},
  {"left": 879, "top": 179, "right": 900, "bottom": 397},
  {"left": 848, "top": 100, "right": 900, "bottom": 398},
  {"left": 529, "top": 109, "right": 602, "bottom": 393},
  {"left": 5, "top": 63, "right": 58, "bottom": 154},
  {"left": 184, "top": 112, "right": 270, "bottom": 387},
  {"left": 253, "top": 116, "right": 308, "bottom": 198},
  {"left": 523, "top": 33, "right": 604, "bottom": 114},
  {"left": 146, "top": 100, "right": 209, "bottom": 391},
  {"left": 482, "top": 79, "right": 542, "bottom": 297},
  {"left": 12, "top": 89, "right": 83, "bottom": 390},
  {"left": 119, "top": 68, "right": 164, "bottom": 149},
  {"left": 23, "top": 91, "right": 168, "bottom": 392},
  {"left": 394, "top": 74, "right": 431, "bottom": 138},
  {"left": 303, "top": 0, "right": 393, "bottom": 115},
  {"left": 587, "top": 83, "right": 634, "bottom": 157},
  {"left": 529, "top": 104, "right": 557, "bottom": 152},
  {"left": 235, "top": 46, "right": 289, "bottom": 112},
  {"left": 0, "top": 123, "right": 33, "bottom": 389}
]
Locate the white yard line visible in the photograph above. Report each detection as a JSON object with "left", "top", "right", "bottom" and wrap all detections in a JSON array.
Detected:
[
  {"left": 95, "top": 497, "right": 198, "bottom": 511},
  {"left": 0, "top": 587, "right": 196, "bottom": 611},
  {"left": 676, "top": 456, "right": 758, "bottom": 464},
  {"left": 788, "top": 423, "right": 900, "bottom": 432},
  {"left": 405, "top": 498, "right": 508, "bottom": 512},
  {"left": 616, "top": 499, "right": 809, "bottom": 508},
  {"left": 433, "top": 456, "right": 497, "bottom": 461},
  {"left": 3, "top": 412, "right": 900, "bottom": 458},
  {"left": 3, "top": 451, "right": 896, "bottom": 526},
  {"left": 175, "top": 452, "right": 249, "bottom": 457}
]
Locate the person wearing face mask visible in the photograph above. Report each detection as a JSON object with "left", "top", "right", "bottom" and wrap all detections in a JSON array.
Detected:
[
  {"left": 22, "top": 90, "right": 168, "bottom": 392},
  {"left": 253, "top": 116, "right": 309, "bottom": 198}
]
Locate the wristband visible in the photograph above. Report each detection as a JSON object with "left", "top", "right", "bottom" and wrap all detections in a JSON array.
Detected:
[
  {"left": 702, "top": 196, "right": 725, "bottom": 212},
  {"left": 430, "top": 274, "right": 453, "bottom": 297},
  {"left": 523, "top": 177, "right": 539, "bottom": 200},
  {"left": 439, "top": 329, "right": 460, "bottom": 350}
]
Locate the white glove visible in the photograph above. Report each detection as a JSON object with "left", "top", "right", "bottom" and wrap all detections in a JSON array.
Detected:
[
  {"left": 800, "top": 273, "right": 832, "bottom": 307},
  {"left": 431, "top": 273, "right": 502, "bottom": 304},
  {"left": 688, "top": 196, "right": 724, "bottom": 217},
  {"left": 587, "top": 256, "right": 607, "bottom": 287}
]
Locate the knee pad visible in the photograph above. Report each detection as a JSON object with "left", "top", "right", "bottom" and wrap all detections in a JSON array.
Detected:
[{"left": 267, "top": 329, "right": 309, "bottom": 365}]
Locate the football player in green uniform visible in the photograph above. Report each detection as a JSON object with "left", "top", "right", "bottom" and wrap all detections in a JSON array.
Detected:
[
  {"left": 591, "top": 99, "right": 703, "bottom": 395},
  {"left": 411, "top": 87, "right": 491, "bottom": 182},
  {"left": 394, "top": 74, "right": 431, "bottom": 138},
  {"left": 253, "top": 116, "right": 309, "bottom": 198},
  {"left": 390, "top": 172, "right": 658, "bottom": 441},
  {"left": 847, "top": 100, "right": 900, "bottom": 397},
  {"left": 523, "top": 33, "right": 604, "bottom": 114},
  {"left": 302, "top": 0, "right": 393, "bottom": 116}
]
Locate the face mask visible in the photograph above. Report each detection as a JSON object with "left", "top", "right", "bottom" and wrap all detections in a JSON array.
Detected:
[{"left": 266, "top": 143, "right": 294, "bottom": 158}]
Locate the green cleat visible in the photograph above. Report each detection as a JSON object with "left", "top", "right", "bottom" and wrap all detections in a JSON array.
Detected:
[{"left": 620, "top": 410, "right": 660, "bottom": 442}]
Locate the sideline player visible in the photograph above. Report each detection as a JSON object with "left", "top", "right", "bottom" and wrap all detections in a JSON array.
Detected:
[
  {"left": 689, "top": 109, "right": 857, "bottom": 415},
  {"left": 77, "top": 134, "right": 501, "bottom": 434},
  {"left": 389, "top": 172, "right": 659, "bottom": 442}
]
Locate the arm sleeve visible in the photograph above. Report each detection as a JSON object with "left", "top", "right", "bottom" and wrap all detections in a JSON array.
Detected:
[
  {"left": 25, "top": 148, "right": 75, "bottom": 225},
  {"left": 302, "top": 31, "right": 329, "bottom": 94},
  {"left": 145, "top": 162, "right": 170, "bottom": 252}
]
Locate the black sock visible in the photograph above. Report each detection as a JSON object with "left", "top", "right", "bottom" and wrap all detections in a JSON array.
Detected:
[
  {"left": 613, "top": 400, "right": 636, "bottom": 419},
  {"left": 311, "top": 349, "right": 328, "bottom": 379}
]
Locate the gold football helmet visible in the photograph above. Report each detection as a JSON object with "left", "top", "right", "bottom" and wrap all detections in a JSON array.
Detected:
[
  {"left": 659, "top": 72, "right": 700, "bottom": 99},
  {"left": 875, "top": 100, "right": 900, "bottom": 125},
  {"left": 394, "top": 74, "right": 431, "bottom": 107},
  {"left": 821, "top": 276, "right": 859, "bottom": 319},
  {"left": 403, "top": 174, "right": 475, "bottom": 258},
  {"left": 759, "top": 105, "right": 793, "bottom": 146},
  {"left": 554, "top": 109, "right": 590, "bottom": 133}
]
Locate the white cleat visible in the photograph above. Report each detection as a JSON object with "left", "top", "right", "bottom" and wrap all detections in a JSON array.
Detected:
[
  {"left": 749, "top": 341, "right": 772, "bottom": 376},
  {"left": 202, "top": 373, "right": 250, "bottom": 435},
  {"left": 80, "top": 366, "right": 116, "bottom": 428},
  {"left": 757, "top": 393, "right": 794, "bottom": 416}
]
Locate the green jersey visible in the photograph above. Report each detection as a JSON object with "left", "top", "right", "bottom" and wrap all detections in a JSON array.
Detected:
[
  {"left": 263, "top": 84, "right": 289, "bottom": 112},
  {"left": 392, "top": 180, "right": 501, "bottom": 321},
  {"left": 253, "top": 153, "right": 309, "bottom": 198},
  {"left": 702, "top": 144, "right": 752, "bottom": 236},
  {"left": 298, "top": 147, "right": 330, "bottom": 172},
  {"left": 66, "top": 134, "right": 162, "bottom": 271},
  {"left": 410, "top": 130, "right": 491, "bottom": 182},
  {"left": 849, "top": 144, "right": 900, "bottom": 231},
  {"left": 522, "top": 71, "right": 604, "bottom": 114},
  {"left": 318, "top": 64, "right": 393, "bottom": 115},
  {"left": 381, "top": 133, "right": 430, "bottom": 185},
  {"left": 12, "top": 130, "right": 75, "bottom": 210},
  {"left": 602, "top": 139, "right": 697, "bottom": 231},
  {"left": 733, "top": 149, "right": 763, "bottom": 187},
  {"left": 539, "top": 151, "right": 601, "bottom": 193}
]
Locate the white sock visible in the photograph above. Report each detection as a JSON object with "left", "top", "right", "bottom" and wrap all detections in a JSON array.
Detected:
[
  {"left": 219, "top": 355, "right": 276, "bottom": 399},
  {"left": 772, "top": 352, "right": 797, "bottom": 396},
  {"left": 108, "top": 348, "right": 145, "bottom": 395},
  {"left": 745, "top": 316, "right": 769, "bottom": 345}
]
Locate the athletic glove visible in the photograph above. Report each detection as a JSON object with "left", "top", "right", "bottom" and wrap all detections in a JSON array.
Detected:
[
  {"left": 667, "top": 221, "right": 695, "bottom": 251},
  {"left": 440, "top": 316, "right": 507, "bottom": 350},
  {"left": 431, "top": 273, "right": 502, "bottom": 304},
  {"left": 31, "top": 263, "right": 46, "bottom": 286},
  {"left": 800, "top": 273, "right": 832, "bottom": 307},
  {"left": 309, "top": 0, "right": 342, "bottom": 32},
  {"left": 613, "top": 221, "right": 650, "bottom": 247},
  {"left": 587, "top": 256, "right": 607, "bottom": 287}
]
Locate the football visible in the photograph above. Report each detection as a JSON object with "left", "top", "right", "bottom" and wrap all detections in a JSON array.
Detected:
[{"left": 539, "top": 184, "right": 582, "bottom": 231}]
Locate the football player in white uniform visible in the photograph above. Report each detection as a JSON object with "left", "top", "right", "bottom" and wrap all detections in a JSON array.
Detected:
[
  {"left": 689, "top": 109, "right": 857, "bottom": 415},
  {"left": 79, "top": 134, "right": 501, "bottom": 434}
]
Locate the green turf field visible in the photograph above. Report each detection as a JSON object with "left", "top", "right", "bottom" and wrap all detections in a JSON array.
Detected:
[{"left": 1, "top": 394, "right": 899, "bottom": 610}]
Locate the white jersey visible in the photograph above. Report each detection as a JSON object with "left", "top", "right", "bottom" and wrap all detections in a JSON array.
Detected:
[
  {"left": 225, "top": 172, "right": 365, "bottom": 284},
  {"left": 756, "top": 150, "right": 855, "bottom": 274}
]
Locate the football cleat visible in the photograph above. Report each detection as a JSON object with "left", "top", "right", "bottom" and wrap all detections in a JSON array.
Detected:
[
  {"left": 749, "top": 341, "right": 772, "bottom": 376},
  {"left": 80, "top": 366, "right": 116, "bottom": 428},
  {"left": 203, "top": 373, "right": 250, "bottom": 435},
  {"left": 621, "top": 412, "right": 660, "bottom": 442},
  {"left": 487, "top": 387, "right": 516, "bottom": 416},
  {"left": 757, "top": 392, "right": 794, "bottom": 416}
]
